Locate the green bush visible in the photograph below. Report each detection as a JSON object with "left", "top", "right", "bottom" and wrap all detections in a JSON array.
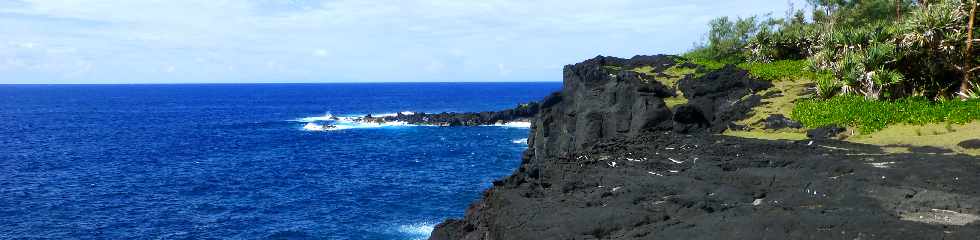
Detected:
[
  {"left": 738, "top": 60, "right": 812, "bottom": 81},
  {"left": 681, "top": 49, "right": 731, "bottom": 70},
  {"left": 792, "top": 95, "right": 980, "bottom": 133}
]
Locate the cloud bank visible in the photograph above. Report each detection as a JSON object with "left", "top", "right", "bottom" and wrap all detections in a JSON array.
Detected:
[{"left": 0, "top": 0, "right": 805, "bottom": 83}]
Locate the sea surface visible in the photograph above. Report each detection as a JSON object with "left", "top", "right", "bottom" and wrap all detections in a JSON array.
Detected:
[{"left": 0, "top": 83, "right": 560, "bottom": 240}]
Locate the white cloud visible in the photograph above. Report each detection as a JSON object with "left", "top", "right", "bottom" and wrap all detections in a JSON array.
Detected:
[
  {"left": 312, "top": 49, "right": 329, "bottom": 57},
  {"left": 0, "top": 0, "right": 807, "bottom": 83},
  {"left": 497, "top": 63, "right": 512, "bottom": 76}
]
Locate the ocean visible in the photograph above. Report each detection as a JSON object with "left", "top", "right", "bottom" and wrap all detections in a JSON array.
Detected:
[{"left": 0, "top": 83, "right": 560, "bottom": 240}]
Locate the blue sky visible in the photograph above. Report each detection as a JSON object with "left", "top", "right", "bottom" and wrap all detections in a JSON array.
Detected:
[{"left": 0, "top": 0, "right": 805, "bottom": 84}]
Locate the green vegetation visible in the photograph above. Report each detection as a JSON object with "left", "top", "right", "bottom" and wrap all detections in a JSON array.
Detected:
[
  {"left": 849, "top": 121, "right": 980, "bottom": 156},
  {"left": 602, "top": 65, "right": 623, "bottom": 73},
  {"left": 684, "top": 0, "right": 980, "bottom": 141},
  {"left": 738, "top": 59, "right": 822, "bottom": 81},
  {"left": 792, "top": 95, "right": 980, "bottom": 133},
  {"left": 689, "top": 0, "right": 980, "bottom": 100},
  {"left": 631, "top": 65, "right": 697, "bottom": 109}
]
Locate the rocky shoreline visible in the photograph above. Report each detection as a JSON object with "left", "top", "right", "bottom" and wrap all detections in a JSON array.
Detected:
[
  {"left": 359, "top": 102, "right": 539, "bottom": 127},
  {"left": 428, "top": 55, "right": 980, "bottom": 239}
]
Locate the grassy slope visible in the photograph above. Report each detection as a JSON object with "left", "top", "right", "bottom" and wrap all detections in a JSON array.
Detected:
[
  {"left": 850, "top": 122, "right": 980, "bottom": 156},
  {"left": 614, "top": 57, "right": 979, "bottom": 155},
  {"left": 631, "top": 65, "right": 697, "bottom": 110},
  {"left": 724, "top": 60, "right": 812, "bottom": 141},
  {"left": 714, "top": 60, "right": 980, "bottom": 155}
]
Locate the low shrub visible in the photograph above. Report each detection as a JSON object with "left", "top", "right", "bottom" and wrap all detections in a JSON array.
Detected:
[
  {"left": 792, "top": 95, "right": 980, "bottom": 133},
  {"left": 738, "top": 59, "right": 812, "bottom": 81}
]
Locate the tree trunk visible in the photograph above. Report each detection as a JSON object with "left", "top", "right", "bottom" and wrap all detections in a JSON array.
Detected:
[
  {"left": 896, "top": 0, "right": 901, "bottom": 20},
  {"left": 962, "top": 0, "right": 978, "bottom": 98}
]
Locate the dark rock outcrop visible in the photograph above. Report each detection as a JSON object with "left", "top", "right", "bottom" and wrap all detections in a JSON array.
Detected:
[
  {"left": 959, "top": 139, "right": 980, "bottom": 149},
  {"left": 361, "top": 103, "right": 539, "bottom": 126},
  {"left": 807, "top": 124, "right": 846, "bottom": 140},
  {"left": 430, "top": 55, "right": 980, "bottom": 240},
  {"left": 674, "top": 65, "right": 770, "bottom": 133},
  {"left": 763, "top": 114, "right": 803, "bottom": 130}
]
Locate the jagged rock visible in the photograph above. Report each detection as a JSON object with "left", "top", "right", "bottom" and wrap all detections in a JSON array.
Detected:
[
  {"left": 674, "top": 65, "right": 771, "bottom": 133},
  {"left": 671, "top": 105, "right": 710, "bottom": 133},
  {"left": 958, "top": 139, "right": 980, "bottom": 149},
  {"left": 806, "top": 124, "right": 846, "bottom": 140},
  {"left": 763, "top": 114, "right": 803, "bottom": 130},
  {"left": 360, "top": 102, "right": 540, "bottom": 126},
  {"left": 528, "top": 55, "right": 677, "bottom": 164},
  {"left": 430, "top": 55, "right": 980, "bottom": 240}
]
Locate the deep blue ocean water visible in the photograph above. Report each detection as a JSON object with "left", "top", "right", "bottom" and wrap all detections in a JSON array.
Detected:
[{"left": 0, "top": 83, "right": 560, "bottom": 240}]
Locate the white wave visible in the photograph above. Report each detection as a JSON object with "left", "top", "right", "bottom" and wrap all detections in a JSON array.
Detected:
[
  {"left": 491, "top": 121, "right": 532, "bottom": 128},
  {"left": 512, "top": 138, "right": 528, "bottom": 144},
  {"left": 303, "top": 122, "right": 327, "bottom": 131},
  {"left": 298, "top": 112, "right": 412, "bottom": 131},
  {"left": 293, "top": 113, "right": 336, "bottom": 123},
  {"left": 397, "top": 222, "right": 435, "bottom": 238},
  {"left": 302, "top": 122, "right": 355, "bottom": 131},
  {"left": 367, "top": 111, "right": 415, "bottom": 118}
]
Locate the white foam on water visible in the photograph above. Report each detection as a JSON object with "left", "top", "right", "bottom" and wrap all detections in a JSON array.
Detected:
[
  {"left": 369, "top": 111, "right": 414, "bottom": 118},
  {"left": 302, "top": 122, "right": 327, "bottom": 131},
  {"left": 512, "top": 138, "right": 528, "bottom": 144},
  {"left": 397, "top": 222, "right": 435, "bottom": 239},
  {"left": 293, "top": 113, "right": 336, "bottom": 123},
  {"left": 297, "top": 112, "right": 414, "bottom": 132},
  {"left": 301, "top": 122, "right": 356, "bottom": 131},
  {"left": 490, "top": 121, "right": 532, "bottom": 128}
]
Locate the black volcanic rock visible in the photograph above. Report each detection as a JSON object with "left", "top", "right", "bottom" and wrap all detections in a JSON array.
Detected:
[
  {"left": 959, "top": 139, "right": 980, "bottom": 149},
  {"left": 763, "top": 114, "right": 803, "bottom": 130},
  {"left": 528, "top": 55, "right": 677, "bottom": 165},
  {"left": 430, "top": 55, "right": 980, "bottom": 240},
  {"left": 361, "top": 102, "right": 540, "bottom": 126},
  {"left": 674, "top": 65, "right": 771, "bottom": 133},
  {"left": 807, "top": 124, "right": 846, "bottom": 140}
]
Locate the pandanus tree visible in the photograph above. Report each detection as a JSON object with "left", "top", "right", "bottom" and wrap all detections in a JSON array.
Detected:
[{"left": 961, "top": 0, "right": 979, "bottom": 98}]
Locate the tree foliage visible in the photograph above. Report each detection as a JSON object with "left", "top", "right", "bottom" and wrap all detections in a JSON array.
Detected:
[{"left": 688, "top": 0, "right": 980, "bottom": 100}]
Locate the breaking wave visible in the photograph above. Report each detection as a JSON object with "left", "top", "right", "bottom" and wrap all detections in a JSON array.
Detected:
[
  {"left": 296, "top": 112, "right": 531, "bottom": 131},
  {"left": 490, "top": 121, "right": 532, "bottom": 128},
  {"left": 293, "top": 113, "right": 336, "bottom": 123},
  {"left": 296, "top": 112, "right": 411, "bottom": 132},
  {"left": 397, "top": 222, "right": 435, "bottom": 240},
  {"left": 512, "top": 138, "right": 528, "bottom": 144}
]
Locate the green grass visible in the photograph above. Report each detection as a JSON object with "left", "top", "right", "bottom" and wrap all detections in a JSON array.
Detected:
[
  {"left": 602, "top": 65, "right": 623, "bottom": 73},
  {"left": 792, "top": 95, "right": 980, "bottom": 133},
  {"left": 681, "top": 50, "right": 732, "bottom": 70},
  {"left": 630, "top": 65, "right": 655, "bottom": 75},
  {"left": 630, "top": 65, "right": 696, "bottom": 86},
  {"left": 663, "top": 65, "right": 697, "bottom": 78},
  {"left": 738, "top": 60, "right": 815, "bottom": 81},
  {"left": 630, "top": 65, "right": 697, "bottom": 110}
]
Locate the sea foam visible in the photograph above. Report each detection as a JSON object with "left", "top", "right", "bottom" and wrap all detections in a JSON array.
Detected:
[
  {"left": 397, "top": 222, "right": 435, "bottom": 239},
  {"left": 491, "top": 121, "right": 532, "bottom": 128},
  {"left": 293, "top": 113, "right": 336, "bottom": 123},
  {"left": 297, "top": 112, "right": 412, "bottom": 132}
]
